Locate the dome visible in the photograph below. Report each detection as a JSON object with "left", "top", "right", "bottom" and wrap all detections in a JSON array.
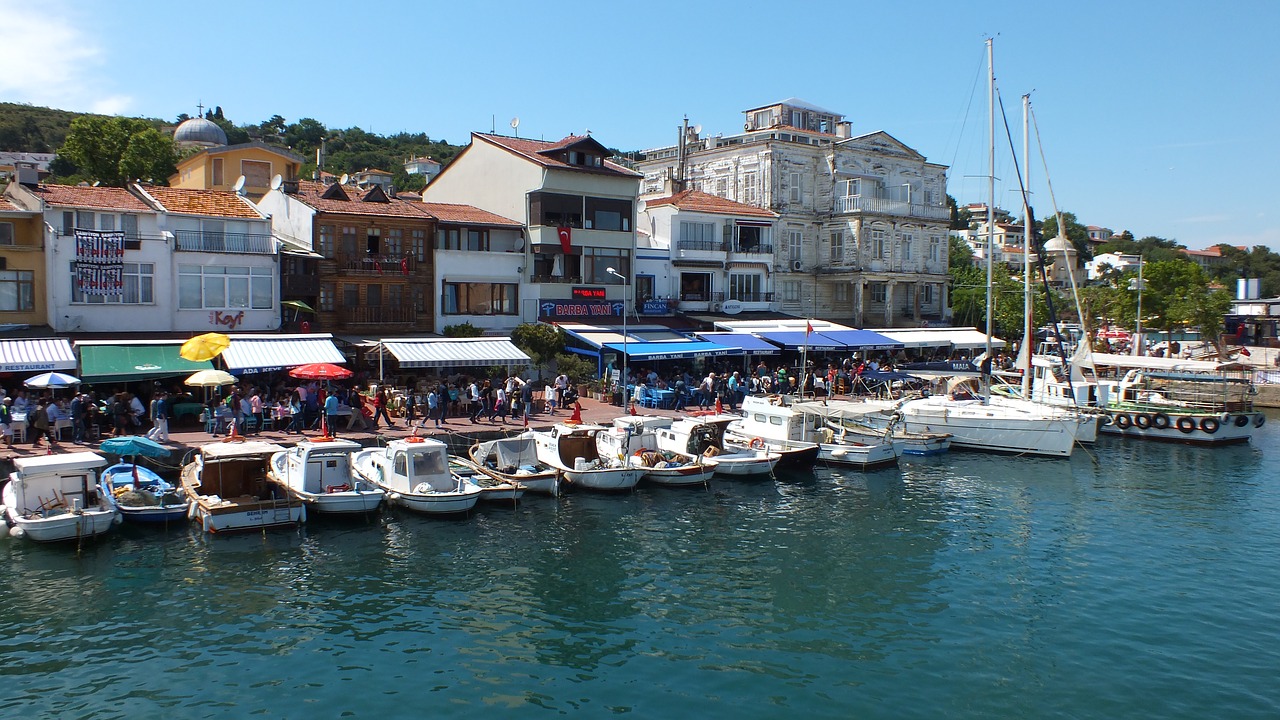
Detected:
[
  {"left": 173, "top": 117, "right": 228, "bottom": 147},
  {"left": 1042, "top": 233, "right": 1075, "bottom": 254}
]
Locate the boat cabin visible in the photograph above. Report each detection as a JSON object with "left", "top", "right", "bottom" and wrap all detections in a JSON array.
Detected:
[
  {"left": 284, "top": 439, "right": 363, "bottom": 494},
  {"left": 194, "top": 442, "right": 286, "bottom": 501},
  {"left": 740, "top": 395, "right": 808, "bottom": 442},
  {"left": 9, "top": 452, "right": 108, "bottom": 515},
  {"left": 1109, "top": 369, "right": 1253, "bottom": 413},
  {"left": 547, "top": 424, "right": 610, "bottom": 468},
  {"left": 376, "top": 438, "right": 452, "bottom": 493},
  {"left": 1029, "top": 357, "right": 1104, "bottom": 407}
]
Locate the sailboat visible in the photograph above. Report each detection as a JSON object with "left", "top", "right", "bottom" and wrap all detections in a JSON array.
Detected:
[{"left": 890, "top": 39, "right": 1089, "bottom": 458}]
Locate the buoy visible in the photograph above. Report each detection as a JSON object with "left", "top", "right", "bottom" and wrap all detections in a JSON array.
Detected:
[{"left": 10, "top": 526, "right": 25, "bottom": 539}]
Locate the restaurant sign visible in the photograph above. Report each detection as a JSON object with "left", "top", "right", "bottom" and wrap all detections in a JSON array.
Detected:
[
  {"left": 640, "top": 299, "right": 670, "bottom": 315},
  {"left": 540, "top": 300, "right": 624, "bottom": 318}
]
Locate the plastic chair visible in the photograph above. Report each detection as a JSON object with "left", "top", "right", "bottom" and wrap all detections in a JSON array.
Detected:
[{"left": 241, "top": 416, "right": 259, "bottom": 435}]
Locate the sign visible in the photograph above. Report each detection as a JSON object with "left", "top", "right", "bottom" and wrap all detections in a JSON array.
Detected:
[
  {"left": 640, "top": 299, "right": 670, "bottom": 315},
  {"left": 540, "top": 300, "right": 623, "bottom": 318},
  {"left": 572, "top": 287, "right": 607, "bottom": 300},
  {"left": 721, "top": 300, "right": 743, "bottom": 315},
  {"left": 210, "top": 310, "right": 246, "bottom": 330}
]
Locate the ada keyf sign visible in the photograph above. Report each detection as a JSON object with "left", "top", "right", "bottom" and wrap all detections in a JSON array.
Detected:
[{"left": 721, "top": 300, "right": 744, "bottom": 315}]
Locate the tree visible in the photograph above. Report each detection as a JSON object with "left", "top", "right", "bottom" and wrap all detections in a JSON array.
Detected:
[
  {"left": 1039, "top": 211, "right": 1093, "bottom": 261},
  {"left": 119, "top": 128, "right": 177, "bottom": 183},
  {"left": 442, "top": 322, "right": 483, "bottom": 337},
  {"left": 511, "top": 323, "right": 565, "bottom": 372},
  {"left": 553, "top": 352, "right": 597, "bottom": 383},
  {"left": 949, "top": 235, "right": 974, "bottom": 269},
  {"left": 947, "top": 194, "right": 971, "bottom": 231},
  {"left": 59, "top": 116, "right": 175, "bottom": 186}
]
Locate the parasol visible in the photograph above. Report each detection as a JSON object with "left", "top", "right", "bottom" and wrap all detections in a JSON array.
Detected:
[
  {"left": 281, "top": 300, "right": 316, "bottom": 313},
  {"left": 24, "top": 371, "right": 81, "bottom": 389},
  {"left": 289, "top": 363, "right": 353, "bottom": 380},
  {"left": 185, "top": 369, "right": 239, "bottom": 387},
  {"left": 180, "top": 332, "right": 231, "bottom": 362}
]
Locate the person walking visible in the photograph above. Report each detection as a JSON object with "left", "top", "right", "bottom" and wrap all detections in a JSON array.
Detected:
[
  {"left": 520, "top": 380, "right": 533, "bottom": 424},
  {"left": 30, "top": 400, "right": 54, "bottom": 449},
  {"left": 145, "top": 391, "right": 170, "bottom": 442},
  {"left": 490, "top": 385, "right": 507, "bottom": 424},
  {"left": 324, "top": 391, "right": 341, "bottom": 436},
  {"left": 0, "top": 396, "right": 12, "bottom": 446},
  {"left": 473, "top": 380, "right": 492, "bottom": 423},
  {"left": 250, "top": 389, "right": 264, "bottom": 435},
  {"left": 467, "top": 379, "right": 482, "bottom": 422},
  {"left": 372, "top": 388, "right": 394, "bottom": 429},
  {"left": 427, "top": 386, "right": 442, "bottom": 429}
]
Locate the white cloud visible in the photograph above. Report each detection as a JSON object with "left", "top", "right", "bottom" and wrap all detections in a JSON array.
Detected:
[{"left": 0, "top": 0, "right": 132, "bottom": 114}]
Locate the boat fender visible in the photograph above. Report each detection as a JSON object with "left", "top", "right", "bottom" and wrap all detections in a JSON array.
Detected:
[
  {"left": 1114, "top": 413, "right": 1132, "bottom": 429},
  {"left": 388, "top": 492, "right": 402, "bottom": 502},
  {"left": 1200, "top": 417, "right": 1220, "bottom": 434},
  {"left": 1234, "top": 415, "right": 1250, "bottom": 428},
  {"left": 187, "top": 501, "right": 199, "bottom": 520},
  {"left": 1101, "top": 414, "right": 1115, "bottom": 427},
  {"left": 1151, "top": 413, "right": 1171, "bottom": 430},
  {"left": 1254, "top": 414, "right": 1267, "bottom": 428},
  {"left": 1133, "top": 414, "right": 1152, "bottom": 430},
  {"left": 749, "top": 437, "right": 765, "bottom": 449},
  {"left": 10, "top": 526, "right": 24, "bottom": 540},
  {"left": 1175, "top": 416, "right": 1196, "bottom": 433}
]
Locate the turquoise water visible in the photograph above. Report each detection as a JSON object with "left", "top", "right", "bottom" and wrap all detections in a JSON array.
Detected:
[{"left": 2, "top": 423, "right": 1279, "bottom": 719}]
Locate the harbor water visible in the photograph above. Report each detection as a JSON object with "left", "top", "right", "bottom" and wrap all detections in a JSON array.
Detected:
[{"left": 3, "top": 420, "right": 1279, "bottom": 719}]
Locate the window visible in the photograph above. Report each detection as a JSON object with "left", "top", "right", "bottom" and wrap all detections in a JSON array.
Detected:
[
  {"left": 870, "top": 283, "right": 887, "bottom": 304},
  {"left": 413, "top": 286, "right": 426, "bottom": 312},
  {"left": 839, "top": 179, "right": 860, "bottom": 197},
  {"left": 76, "top": 211, "right": 94, "bottom": 230},
  {"left": 343, "top": 283, "right": 359, "bottom": 307},
  {"left": 582, "top": 247, "right": 628, "bottom": 284},
  {"left": 635, "top": 274, "right": 655, "bottom": 301},
  {"left": 320, "top": 283, "right": 335, "bottom": 312},
  {"left": 212, "top": 158, "right": 224, "bottom": 187},
  {"left": 121, "top": 214, "right": 138, "bottom": 239},
  {"left": 340, "top": 226, "right": 358, "bottom": 258},
  {"left": 366, "top": 227, "right": 381, "bottom": 256},
  {"left": 529, "top": 192, "right": 582, "bottom": 227},
  {"left": 318, "top": 225, "right": 335, "bottom": 258},
  {"left": 789, "top": 172, "right": 801, "bottom": 203},
  {"left": 0, "top": 223, "right": 12, "bottom": 246},
  {"left": 834, "top": 283, "right": 850, "bottom": 303},
  {"left": 386, "top": 228, "right": 403, "bottom": 257},
  {"left": 71, "top": 262, "right": 154, "bottom": 304},
  {"left": 787, "top": 230, "right": 802, "bottom": 263},
  {"left": 62, "top": 211, "right": 74, "bottom": 236},
  {"left": 367, "top": 284, "right": 382, "bottom": 306},
  {"left": 241, "top": 160, "right": 271, "bottom": 188},
  {"left": 584, "top": 197, "right": 632, "bottom": 232},
  {"left": 923, "top": 284, "right": 935, "bottom": 304},
  {"left": 679, "top": 221, "right": 717, "bottom": 250},
  {"left": 782, "top": 280, "right": 801, "bottom": 302},
  {"left": 466, "top": 229, "right": 489, "bottom": 252},
  {"left": 871, "top": 229, "right": 888, "bottom": 259},
  {"left": 902, "top": 233, "right": 914, "bottom": 260},
  {"left": 735, "top": 225, "right": 768, "bottom": 252},
  {"left": 0, "top": 270, "right": 34, "bottom": 311},
  {"left": 742, "top": 172, "right": 758, "bottom": 205},
  {"left": 679, "top": 272, "right": 712, "bottom": 301},
  {"left": 412, "top": 229, "right": 427, "bottom": 261},
  {"left": 929, "top": 237, "right": 941, "bottom": 262},
  {"left": 178, "top": 265, "right": 273, "bottom": 310},
  {"left": 830, "top": 231, "right": 844, "bottom": 262},
  {"left": 728, "top": 273, "right": 762, "bottom": 301},
  {"left": 441, "top": 282, "right": 518, "bottom": 315},
  {"left": 99, "top": 214, "right": 115, "bottom": 231},
  {"left": 388, "top": 284, "right": 403, "bottom": 308},
  {"left": 437, "top": 228, "right": 460, "bottom": 250}
]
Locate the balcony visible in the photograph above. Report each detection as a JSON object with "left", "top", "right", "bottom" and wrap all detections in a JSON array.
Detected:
[
  {"left": 730, "top": 243, "right": 773, "bottom": 255},
  {"left": 676, "top": 239, "right": 726, "bottom": 253},
  {"left": 835, "top": 195, "right": 951, "bottom": 220},
  {"left": 530, "top": 275, "right": 584, "bottom": 284},
  {"left": 340, "top": 254, "right": 419, "bottom": 274},
  {"left": 338, "top": 305, "right": 418, "bottom": 325},
  {"left": 726, "top": 292, "right": 774, "bottom": 303},
  {"left": 679, "top": 291, "right": 725, "bottom": 303},
  {"left": 282, "top": 274, "right": 320, "bottom": 296},
  {"left": 174, "top": 230, "right": 275, "bottom": 254}
]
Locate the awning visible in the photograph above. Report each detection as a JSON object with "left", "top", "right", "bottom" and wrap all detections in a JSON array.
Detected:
[
  {"left": 756, "top": 331, "right": 846, "bottom": 352},
  {"left": 696, "top": 332, "right": 780, "bottom": 355},
  {"left": 221, "top": 335, "right": 346, "bottom": 373},
  {"left": 0, "top": 338, "right": 76, "bottom": 373},
  {"left": 382, "top": 338, "right": 530, "bottom": 368},
  {"left": 602, "top": 340, "right": 736, "bottom": 362},
  {"left": 873, "top": 327, "right": 1005, "bottom": 350},
  {"left": 816, "top": 329, "right": 903, "bottom": 351},
  {"left": 79, "top": 343, "right": 213, "bottom": 383}
]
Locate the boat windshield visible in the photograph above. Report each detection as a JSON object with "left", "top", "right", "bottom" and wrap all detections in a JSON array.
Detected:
[{"left": 411, "top": 450, "right": 447, "bottom": 478}]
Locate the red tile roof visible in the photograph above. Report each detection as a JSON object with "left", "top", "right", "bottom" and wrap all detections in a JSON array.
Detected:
[
  {"left": 474, "top": 133, "right": 641, "bottom": 178},
  {"left": 420, "top": 202, "right": 522, "bottom": 227},
  {"left": 29, "top": 184, "right": 152, "bottom": 212},
  {"left": 137, "top": 185, "right": 263, "bottom": 219},
  {"left": 643, "top": 190, "right": 777, "bottom": 219},
  {"left": 0, "top": 197, "right": 34, "bottom": 214},
  {"left": 289, "top": 180, "right": 433, "bottom": 219}
]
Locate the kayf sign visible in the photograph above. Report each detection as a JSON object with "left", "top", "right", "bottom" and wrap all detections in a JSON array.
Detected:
[{"left": 540, "top": 300, "right": 623, "bottom": 318}]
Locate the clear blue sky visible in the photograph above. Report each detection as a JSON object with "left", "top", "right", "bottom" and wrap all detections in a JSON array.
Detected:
[{"left": 3, "top": 0, "right": 1277, "bottom": 251}]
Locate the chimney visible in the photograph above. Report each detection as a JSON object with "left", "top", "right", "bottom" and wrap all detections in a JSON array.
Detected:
[
  {"left": 835, "top": 121, "right": 852, "bottom": 139},
  {"left": 17, "top": 167, "right": 39, "bottom": 188}
]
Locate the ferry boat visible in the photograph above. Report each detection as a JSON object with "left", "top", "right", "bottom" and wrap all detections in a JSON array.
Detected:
[
  {"left": 3, "top": 452, "right": 119, "bottom": 543},
  {"left": 182, "top": 441, "right": 306, "bottom": 534},
  {"left": 353, "top": 437, "right": 482, "bottom": 515},
  {"left": 268, "top": 437, "right": 384, "bottom": 515}
]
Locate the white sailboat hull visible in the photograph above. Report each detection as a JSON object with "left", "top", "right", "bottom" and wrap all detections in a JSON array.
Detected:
[{"left": 898, "top": 397, "right": 1082, "bottom": 457}]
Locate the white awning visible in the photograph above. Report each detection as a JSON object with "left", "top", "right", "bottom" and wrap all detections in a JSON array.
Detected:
[
  {"left": 0, "top": 338, "right": 76, "bottom": 373},
  {"left": 382, "top": 338, "right": 530, "bottom": 368},
  {"left": 221, "top": 335, "right": 345, "bottom": 373},
  {"left": 872, "top": 327, "right": 1005, "bottom": 350}
]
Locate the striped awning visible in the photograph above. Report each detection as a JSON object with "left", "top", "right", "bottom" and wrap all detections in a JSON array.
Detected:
[
  {"left": 382, "top": 338, "right": 530, "bottom": 369},
  {"left": 221, "top": 336, "right": 346, "bottom": 373},
  {"left": 0, "top": 338, "right": 77, "bottom": 373}
]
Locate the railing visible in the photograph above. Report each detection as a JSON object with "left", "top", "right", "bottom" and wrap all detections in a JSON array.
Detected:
[
  {"left": 338, "top": 305, "right": 418, "bottom": 325},
  {"left": 835, "top": 195, "right": 951, "bottom": 220},
  {"left": 680, "top": 291, "right": 725, "bottom": 302},
  {"left": 731, "top": 243, "right": 773, "bottom": 255},
  {"left": 727, "top": 292, "right": 774, "bottom": 303},
  {"left": 174, "top": 230, "right": 275, "bottom": 254},
  {"left": 530, "top": 275, "right": 584, "bottom": 284},
  {"left": 341, "top": 254, "right": 418, "bottom": 274},
  {"left": 676, "top": 239, "right": 726, "bottom": 253}
]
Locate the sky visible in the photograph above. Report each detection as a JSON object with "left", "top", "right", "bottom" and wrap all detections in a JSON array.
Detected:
[{"left": 2, "top": 0, "right": 1277, "bottom": 251}]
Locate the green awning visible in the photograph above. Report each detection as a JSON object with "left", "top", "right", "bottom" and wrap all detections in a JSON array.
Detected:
[{"left": 79, "top": 344, "right": 213, "bottom": 384}]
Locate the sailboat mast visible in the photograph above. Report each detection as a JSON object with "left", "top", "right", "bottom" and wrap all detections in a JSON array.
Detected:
[
  {"left": 1022, "top": 93, "right": 1033, "bottom": 398},
  {"left": 985, "top": 38, "right": 995, "bottom": 395}
]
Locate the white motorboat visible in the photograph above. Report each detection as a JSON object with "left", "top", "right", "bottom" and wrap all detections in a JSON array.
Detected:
[
  {"left": 181, "top": 441, "right": 306, "bottom": 534},
  {"left": 737, "top": 396, "right": 903, "bottom": 470},
  {"left": 532, "top": 423, "right": 644, "bottom": 491},
  {"left": 654, "top": 415, "right": 780, "bottom": 477},
  {"left": 893, "top": 393, "right": 1087, "bottom": 458},
  {"left": 268, "top": 438, "right": 384, "bottom": 515},
  {"left": 601, "top": 419, "right": 718, "bottom": 486},
  {"left": 469, "top": 434, "right": 560, "bottom": 495},
  {"left": 450, "top": 456, "right": 526, "bottom": 503},
  {"left": 2, "top": 452, "right": 119, "bottom": 543},
  {"left": 353, "top": 437, "right": 482, "bottom": 515},
  {"left": 777, "top": 397, "right": 951, "bottom": 457}
]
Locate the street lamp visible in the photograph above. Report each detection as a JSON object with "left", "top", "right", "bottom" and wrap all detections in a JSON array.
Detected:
[
  {"left": 1128, "top": 257, "right": 1145, "bottom": 356},
  {"left": 607, "top": 266, "right": 628, "bottom": 405}
]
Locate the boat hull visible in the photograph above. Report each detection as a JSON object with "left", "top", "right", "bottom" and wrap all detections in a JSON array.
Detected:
[
  {"left": 710, "top": 454, "right": 778, "bottom": 477},
  {"left": 101, "top": 464, "right": 188, "bottom": 524},
  {"left": 816, "top": 441, "right": 901, "bottom": 470},
  {"left": 1099, "top": 410, "right": 1261, "bottom": 445},
  {"left": 296, "top": 490, "right": 385, "bottom": 514},
  {"left": 189, "top": 499, "right": 305, "bottom": 534},
  {"left": 638, "top": 462, "right": 717, "bottom": 486},
  {"left": 899, "top": 400, "right": 1082, "bottom": 458},
  {"left": 563, "top": 467, "right": 644, "bottom": 491},
  {"left": 386, "top": 490, "right": 481, "bottom": 515}
]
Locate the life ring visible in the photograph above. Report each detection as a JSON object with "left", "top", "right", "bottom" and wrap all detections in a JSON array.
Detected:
[
  {"left": 1114, "top": 413, "right": 1132, "bottom": 429},
  {"left": 1175, "top": 416, "right": 1197, "bottom": 433},
  {"left": 1200, "top": 417, "right": 1220, "bottom": 434},
  {"left": 405, "top": 436, "right": 426, "bottom": 444},
  {"left": 1254, "top": 415, "right": 1266, "bottom": 428},
  {"left": 1152, "top": 413, "right": 1171, "bottom": 430},
  {"left": 749, "top": 437, "right": 765, "bottom": 449},
  {"left": 1133, "top": 413, "right": 1152, "bottom": 430},
  {"left": 1234, "top": 415, "right": 1250, "bottom": 428}
]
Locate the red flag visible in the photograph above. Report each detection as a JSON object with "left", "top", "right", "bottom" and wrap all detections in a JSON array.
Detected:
[
  {"left": 1241, "top": 347, "right": 1252, "bottom": 357},
  {"left": 806, "top": 321, "right": 813, "bottom": 336},
  {"left": 558, "top": 226, "right": 572, "bottom": 255}
]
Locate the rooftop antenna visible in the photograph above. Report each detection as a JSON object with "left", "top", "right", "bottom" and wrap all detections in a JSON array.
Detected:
[
  {"left": 510, "top": 117, "right": 520, "bottom": 138},
  {"left": 233, "top": 175, "right": 246, "bottom": 195},
  {"left": 491, "top": 114, "right": 496, "bottom": 134}
]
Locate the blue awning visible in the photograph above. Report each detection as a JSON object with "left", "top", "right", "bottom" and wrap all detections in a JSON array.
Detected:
[
  {"left": 602, "top": 340, "right": 737, "bottom": 362},
  {"left": 696, "top": 332, "right": 780, "bottom": 355},
  {"left": 816, "top": 329, "right": 904, "bottom": 351},
  {"left": 755, "top": 331, "right": 846, "bottom": 351}
]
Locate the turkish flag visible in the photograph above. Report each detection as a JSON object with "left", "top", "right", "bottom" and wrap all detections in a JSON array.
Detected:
[
  {"left": 806, "top": 321, "right": 814, "bottom": 336},
  {"left": 558, "top": 226, "right": 572, "bottom": 255}
]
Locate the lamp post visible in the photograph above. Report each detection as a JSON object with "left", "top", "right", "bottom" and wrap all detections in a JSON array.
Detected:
[
  {"left": 1129, "top": 257, "right": 1145, "bottom": 356},
  {"left": 607, "top": 266, "right": 628, "bottom": 406}
]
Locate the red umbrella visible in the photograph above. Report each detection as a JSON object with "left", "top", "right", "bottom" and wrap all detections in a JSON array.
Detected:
[{"left": 289, "top": 363, "right": 354, "bottom": 380}]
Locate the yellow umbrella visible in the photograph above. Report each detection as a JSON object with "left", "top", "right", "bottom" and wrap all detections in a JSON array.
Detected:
[{"left": 180, "top": 332, "right": 231, "bottom": 362}]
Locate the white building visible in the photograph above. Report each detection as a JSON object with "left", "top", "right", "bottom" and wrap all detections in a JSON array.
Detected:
[
  {"left": 423, "top": 133, "right": 641, "bottom": 326},
  {"left": 635, "top": 99, "right": 951, "bottom": 327},
  {"left": 1087, "top": 252, "right": 1142, "bottom": 281},
  {"left": 404, "top": 156, "right": 442, "bottom": 181},
  {"left": 422, "top": 201, "right": 526, "bottom": 334}
]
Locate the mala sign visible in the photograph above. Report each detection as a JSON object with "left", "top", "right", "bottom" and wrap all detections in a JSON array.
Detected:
[
  {"left": 540, "top": 300, "right": 623, "bottom": 318},
  {"left": 210, "top": 310, "right": 246, "bottom": 330}
]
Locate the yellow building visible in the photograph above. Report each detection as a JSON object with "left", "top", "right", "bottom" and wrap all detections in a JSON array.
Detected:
[
  {"left": 170, "top": 140, "right": 304, "bottom": 199},
  {"left": 0, "top": 195, "right": 49, "bottom": 327}
]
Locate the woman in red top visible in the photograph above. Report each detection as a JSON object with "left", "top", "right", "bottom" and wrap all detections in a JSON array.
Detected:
[{"left": 372, "top": 389, "right": 394, "bottom": 428}]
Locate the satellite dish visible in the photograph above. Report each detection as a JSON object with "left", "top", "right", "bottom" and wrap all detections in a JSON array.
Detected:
[
  {"left": 510, "top": 117, "right": 520, "bottom": 130},
  {"left": 693, "top": 124, "right": 703, "bottom": 135},
  {"left": 269, "top": 174, "right": 283, "bottom": 191},
  {"left": 514, "top": 238, "right": 525, "bottom": 252},
  {"left": 233, "top": 175, "right": 247, "bottom": 193},
  {"left": 339, "top": 173, "right": 350, "bottom": 185}
]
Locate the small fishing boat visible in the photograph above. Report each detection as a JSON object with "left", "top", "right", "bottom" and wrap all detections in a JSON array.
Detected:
[
  {"left": 600, "top": 419, "right": 717, "bottom": 486},
  {"left": 181, "top": 440, "right": 306, "bottom": 534},
  {"left": 468, "top": 434, "right": 560, "bottom": 495},
  {"left": 353, "top": 437, "right": 482, "bottom": 515},
  {"left": 532, "top": 423, "right": 645, "bottom": 491},
  {"left": 450, "top": 456, "right": 526, "bottom": 503},
  {"left": 101, "top": 462, "right": 189, "bottom": 524},
  {"left": 655, "top": 415, "right": 780, "bottom": 478},
  {"left": 2, "top": 452, "right": 119, "bottom": 543},
  {"left": 268, "top": 437, "right": 384, "bottom": 515}
]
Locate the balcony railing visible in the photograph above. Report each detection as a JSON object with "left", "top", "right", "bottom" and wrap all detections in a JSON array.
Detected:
[
  {"left": 731, "top": 243, "right": 773, "bottom": 255},
  {"left": 727, "top": 292, "right": 774, "bottom": 303},
  {"left": 530, "top": 275, "right": 584, "bottom": 284},
  {"left": 676, "top": 239, "right": 726, "bottom": 253},
  {"left": 174, "top": 230, "right": 275, "bottom": 254},
  {"left": 835, "top": 195, "right": 951, "bottom": 220},
  {"left": 679, "top": 291, "right": 725, "bottom": 302},
  {"left": 338, "top": 305, "right": 418, "bottom": 325},
  {"left": 340, "top": 254, "right": 419, "bottom": 274}
]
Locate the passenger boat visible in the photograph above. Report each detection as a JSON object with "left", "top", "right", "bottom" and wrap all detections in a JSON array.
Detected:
[
  {"left": 468, "top": 434, "right": 560, "bottom": 495},
  {"left": 449, "top": 456, "right": 526, "bottom": 503},
  {"left": 2, "top": 452, "right": 119, "bottom": 543},
  {"left": 181, "top": 441, "right": 306, "bottom": 534},
  {"left": 532, "top": 422, "right": 645, "bottom": 491},
  {"left": 601, "top": 418, "right": 718, "bottom": 486},
  {"left": 268, "top": 438, "right": 384, "bottom": 515},
  {"left": 736, "top": 396, "right": 903, "bottom": 470},
  {"left": 353, "top": 437, "right": 482, "bottom": 515},
  {"left": 101, "top": 462, "right": 189, "bottom": 524},
  {"left": 654, "top": 415, "right": 780, "bottom": 477}
]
